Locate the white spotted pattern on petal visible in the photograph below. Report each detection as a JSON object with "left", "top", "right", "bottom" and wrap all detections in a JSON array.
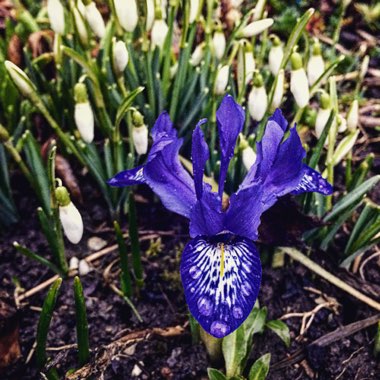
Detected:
[
  {"left": 180, "top": 234, "right": 261, "bottom": 338},
  {"left": 292, "top": 165, "right": 333, "bottom": 196}
]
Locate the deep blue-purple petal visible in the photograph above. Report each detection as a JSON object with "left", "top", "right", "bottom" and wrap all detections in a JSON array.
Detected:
[
  {"left": 217, "top": 95, "right": 245, "bottom": 198},
  {"left": 107, "top": 166, "right": 146, "bottom": 187},
  {"left": 189, "top": 186, "right": 225, "bottom": 237},
  {"left": 269, "top": 108, "right": 288, "bottom": 131},
  {"left": 192, "top": 120, "right": 209, "bottom": 200},
  {"left": 180, "top": 234, "right": 261, "bottom": 338},
  {"left": 151, "top": 111, "right": 176, "bottom": 140},
  {"left": 291, "top": 165, "right": 333, "bottom": 195}
]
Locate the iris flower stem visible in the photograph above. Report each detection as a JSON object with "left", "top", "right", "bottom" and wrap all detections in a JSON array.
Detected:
[{"left": 281, "top": 247, "right": 380, "bottom": 312}]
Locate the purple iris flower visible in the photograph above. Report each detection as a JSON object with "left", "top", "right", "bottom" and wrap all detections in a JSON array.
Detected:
[{"left": 108, "top": 95, "right": 333, "bottom": 338}]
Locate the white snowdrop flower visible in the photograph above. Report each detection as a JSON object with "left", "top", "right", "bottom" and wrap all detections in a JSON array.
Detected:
[
  {"left": 189, "top": 0, "right": 200, "bottom": 23},
  {"left": 239, "top": 18, "right": 273, "bottom": 38},
  {"left": 337, "top": 114, "right": 347, "bottom": 133},
  {"left": 114, "top": 0, "right": 138, "bottom": 33},
  {"left": 271, "top": 69, "right": 285, "bottom": 109},
  {"left": 85, "top": 1, "right": 105, "bottom": 38},
  {"left": 190, "top": 43, "right": 205, "bottom": 66},
  {"left": 248, "top": 73, "right": 267, "bottom": 121},
  {"left": 244, "top": 51, "right": 255, "bottom": 84},
  {"left": 47, "top": 0, "right": 65, "bottom": 35},
  {"left": 146, "top": 0, "right": 155, "bottom": 30},
  {"left": 151, "top": 19, "right": 169, "bottom": 49},
  {"left": 69, "top": 256, "right": 79, "bottom": 271},
  {"left": 56, "top": 186, "right": 83, "bottom": 245},
  {"left": 77, "top": 0, "right": 86, "bottom": 17},
  {"left": 268, "top": 36, "right": 283, "bottom": 76},
  {"left": 212, "top": 30, "right": 226, "bottom": 60},
  {"left": 214, "top": 65, "right": 229, "bottom": 95},
  {"left": 242, "top": 146, "right": 257, "bottom": 170},
  {"left": 132, "top": 110, "right": 148, "bottom": 155},
  {"left": 315, "top": 92, "right": 331, "bottom": 139},
  {"left": 237, "top": 42, "right": 255, "bottom": 87},
  {"left": 4, "top": 60, "right": 35, "bottom": 97},
  {"left": 347, "top": 100, "right": 359, "bottom": 132},
  {"left": 74, "top": 83, "right": 94, "bottom": 144},
  {"left": 73, "top": 6, "right": 88, "bottom": 47},
  {"left": 290, "top": 51, "right": 309, "bottom": 108},
  {"left": 253, "top": 0, "right": 266, "bottom": 21},
  {"left": 113, "top": 40, "right": 129, "bottom": 77},
  {"left": 307, "top": 40, "right": 325, "bottom": 86},
  {"left": 78, "top": 259, "right": 91, "bottom": 275},
  {"left": 331, "top": 129, "right": 360, "bottom": 166}
]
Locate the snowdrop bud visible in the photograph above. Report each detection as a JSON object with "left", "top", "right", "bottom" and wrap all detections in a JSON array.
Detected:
[
  {"left": 151, "top": 18, "right": 169, "bottom": 49},
  {"left": 190, "top": 43, "right": 205, "bottom": 66},
  {"left": 56, "top": 186, "right": 83, "bottom": 244},
  {"left": 214, "top": 65, "right": 229, "bottom": 95},
  {"left": 239, "top": 18, "right": 273, "bottom": 38},
  {"left": 238, "top": 42, "right": 256, "bottom": 87},
  {"left": 331, "top": 130, "right": 360, "bottom": 166},
  {"left": 69, "top": 256, "right": 79, "bottom": 270},
  {"left": 290, "top": 51, "right": 309, "bottom": 108},
  {"left": 47, "top": 0, "right": 65, "bottom": 35},
  {"left": 253, "top": 0, "right": 266, "bottom": 21},
  {"left": 146, "top": 0, "right": 155, "bottom": 30},
  {"left": 248, "top": 73, "right": 267, "bottom": 121},
  {"left": 337, "top": 114, "right": 347, "bottom": 133},
  {"left": 73, "top": 6, "right": 88, "bottom": 47},
  {"left": 271, "top": 69, "right": 285, "bottom": 109},
  {"left": 77, "top": 0, "right": 86, "bottom": 16},
  {"left": 112, "top": 40, "right": 129, "bottom": 77},
  {"left": 212, "top": 28, "right": 226, "bottom": 60},
  {"left": 114, "top": 0, "right": 138, "bottom": 33},
  {"left": 268, "top": 36, "right": 283, "bottom": 76},
  {"left": 360, "top": 55, "right": 370, "bottom": 81},
  {"left": 84, "top": 1, "right": 105, "bottom": 38},
  {"left": 4, "top": 60, "right": 35, "bottom": 97},
  {"left": 315, "top": 92, "right": 331, "bottom": 139},
  {"left": 347, "top": 100, "right": 359, "bottom": 132},
  {"left": 189, "top": 0, "right": 200, "bottom": 23},
  {"left": 74, "top": 83, "right": 94, "bottom": 143},
  {"left": 239, "top": 136, "right": 257, "bottom": 170},
  {"left": 307, "top": 40, "right": 325, "bottom": 86},
  {"left": 132, "top": 110, "right": 149, "bottom": 155}
]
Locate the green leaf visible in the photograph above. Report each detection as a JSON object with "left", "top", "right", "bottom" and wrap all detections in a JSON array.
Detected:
[
  {"left": 245, "top": 306, "right": 268, "bottom": 342},
  {"left": 324, "top": 175, "right": 380, "bottom": 222},
  {"left": 115, "top": 86, "right": 145, "bottom": 129},
  {"left": 36, "top": 278, "right": 62, "bottom": 368},
  {"left": 248, "top": 353, "right": 271, "bottom": 380},
  {"left": 73, "top": 276, "right": 90, "bottom": 366},
  {"left": 222, "top": 325, "right": 248, "bottom": 378},
  {"left": 331, "top": 130, "right": 360, "bottom": 166},
  {"left": 207, "top": 368, "right": 227, "bottom": 380},
  {"left": 266, "top": 320, "right": 291, "bottom": 347},
  {"left": 374, "top": 322, "right": 380, "bottom": 357}
]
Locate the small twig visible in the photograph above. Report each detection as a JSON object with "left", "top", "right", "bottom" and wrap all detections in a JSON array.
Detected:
[
  {"left": 46, "top": 343, "right": 77, "bottom": 352},
  {"left": 280, "top": 247, "right": 380, "bottom": 312},
  {"left": 359, "top": 250, "right": 380, "bottom": 281}
]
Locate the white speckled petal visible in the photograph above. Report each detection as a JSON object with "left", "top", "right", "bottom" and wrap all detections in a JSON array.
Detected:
[{"left": 180, "top": 234, "right": 261, "bottom": 338}]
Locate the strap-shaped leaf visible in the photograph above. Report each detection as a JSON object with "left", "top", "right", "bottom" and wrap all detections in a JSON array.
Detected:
[
  {"left": 115, "top": 86, "right": 145, "bottom": 129},
  {"left": 248, "top": 353, "right": 271, "bottom": 380}
]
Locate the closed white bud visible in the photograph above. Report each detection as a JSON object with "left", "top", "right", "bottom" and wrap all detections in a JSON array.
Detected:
[
  {"left": 215, "top": 65, "right": 229, "bottom": 95},
  {"left": 238, "top": 44, "right": 255, "bottom": 87},
  {"left": 331, "top": 130, "right": 360, "bottom": 166},
  {"left": 77, "top": 0, "right": 86, "bottom": 16},
  {"left": 307, "top": 55, "right": 324, "bottom": 86},
  {"left": 132, "top": 125, "right": 149, "bottom": 155},
  {"left": 115, "top": 0, "right": 138, "bottom": 32},
  {"left": 73, "top": 6, "right": 88, "bottom": 46},
  {"left": 113, "top": 40, "right": 129, "bottom": 77},
  {"left": 315, "top": 108, "right": 331, "bottom": 139},
  {"left": 146, "top": 0, "right": 155, "bottom": 30},
  {"left": 271, "top": 69, "right": 284, "bottom": 109},
  {"left": 151, "top": 19, "right": 169, "bottom": 49},
  {"left": 189, "top": 0, "right": 200, "bottom": 23},
  {"left": 269, "top": 45, "right": 283, "bottom": 76},
  {"left": 347, "top": 100, "right": 359, "bottom": 132},
  {"left": 190, "top": 43, "right": 205, "bottom": 66},
  {"left": 290, "top": 68, "right": 309, "bottom": 108},
  {"left": 239, "top": 18, "right": 273, "bottom": 38},
  {"left": 212, "top": 31, "right": 226, "bottom": 60},
  {"left": 59, "top": 202, "right": 83, "bottom": 244},
  {"left": 337, "top": 114, "right": 347, "bottom": 133},
  {"left": 85, "top": 2, "right": 105, "bottom": 38},
  {"left": 4, "top": 60, "right": 35, "bottom": 97},
  {"left": 75, "top": 103, "right": 94, "bottom": 143},
  {"left": 248, "top": 74, "right": 267, "bottom": 121},
  {"left": 253, "top": 0, "right": 266, "bottom": 21},
  {"left": 242, "top": 146, "right": 257, "bottom": 170},
  {"left": 47, "top": 0, "right": 65, "bottom": 35}
]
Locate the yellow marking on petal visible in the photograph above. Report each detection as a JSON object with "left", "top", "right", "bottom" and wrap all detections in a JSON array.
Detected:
[{"left": 220, "top": 243, "right": 225, "bottom": 278}]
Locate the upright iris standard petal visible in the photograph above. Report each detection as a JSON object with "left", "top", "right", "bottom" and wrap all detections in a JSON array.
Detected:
[
  {"left": 216, "top": 95, "right": 245, "bottom": 198},
  {"left": 192, "top": 120, "right": 209, "bottom": 200},
  {"left": 180, "top": 234, "right": 261, "bottom": 338}
]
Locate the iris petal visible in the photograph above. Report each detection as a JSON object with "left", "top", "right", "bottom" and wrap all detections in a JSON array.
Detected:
[
  {"left": 180, "top": 234, "right": 261, "bottom": 338},
  {"left": 107, "top": 165, "right": 145, "bottom": 187},
  {"left": 216, "top": 95, "right": 245, "bottom": 198},
  {"left": 291, "top": 164, "right": 333, "bottom": 195}
]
